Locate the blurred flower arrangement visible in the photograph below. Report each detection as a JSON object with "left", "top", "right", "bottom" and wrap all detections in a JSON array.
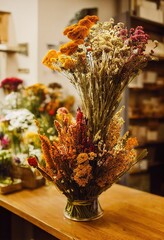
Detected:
[
  {"left": 0, "top": 149, "right": 12, "bottom": 179},
  {"left": 0, "top": 146, "right": 22, "bottom": 194},
  {"left": 0, "top": 80, "right": 75, "bottom": 167},
  {"left": 0, "top": 80, "right": 75, "bottom": 192},
  {"left": 21, "top": 82, "right": 75, "bottom": 139},
  {"left": 0, "top": 130, "right": 14, "bottom": 188},
  {"left": 0, "top": 77, "right": 23, "bottom": 94},
  {"left": 0, "top": 109, "right": 39, "bottom": 164},
  {"left": 28, "top": 15, "right": 157, "bottom": 221}
]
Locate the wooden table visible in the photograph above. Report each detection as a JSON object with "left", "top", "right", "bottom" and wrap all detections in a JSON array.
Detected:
[{"left": 0, "top": 184, "right": 164, "bottom": 240}]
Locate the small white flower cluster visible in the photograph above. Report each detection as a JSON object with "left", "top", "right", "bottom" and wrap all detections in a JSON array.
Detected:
[{"left": 4, "top": 109, "right": 37, "bottom": 132}]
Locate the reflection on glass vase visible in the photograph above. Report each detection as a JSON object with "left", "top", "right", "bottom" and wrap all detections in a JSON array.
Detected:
[{"left": 64, "top": 197, "right": 103, "bottom": 221}]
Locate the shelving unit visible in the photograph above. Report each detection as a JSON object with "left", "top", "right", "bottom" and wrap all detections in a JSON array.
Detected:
[
  {"left": 0, "top": 44, "right": 28, "bottom": 55},
  {"left": 115, "top": 4, "right": 164, "bottom": 196}
]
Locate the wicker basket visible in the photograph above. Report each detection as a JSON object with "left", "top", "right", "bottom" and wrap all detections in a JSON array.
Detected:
[
  {"left": 11, "top": 165, "right": 45, "bottom": 189},
  {"left": 0, "top": 178, "right": 22, "bottom": 194}
]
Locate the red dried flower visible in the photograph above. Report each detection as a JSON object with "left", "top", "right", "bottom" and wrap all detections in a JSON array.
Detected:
[
  {"left": 0, "top": 77, "right": 23, "bottom": 92},
  {"left": 48, "top": 109, "right": 55, "bottom": 116},
  {"left": 76, "top": 107, "right": 83, "bottom": 123},
  {"left": 27, "top": 156, "right": 38, "bottom": 168}
]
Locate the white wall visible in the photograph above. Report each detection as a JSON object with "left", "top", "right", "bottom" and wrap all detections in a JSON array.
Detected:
[{"left": 0, "top": 0, "right": 38, "bottom": 86}]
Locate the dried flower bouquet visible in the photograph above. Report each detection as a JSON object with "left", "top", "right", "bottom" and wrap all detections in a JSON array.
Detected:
[{"left": 28, "top": 15, "right": 157, "bottom": 221}]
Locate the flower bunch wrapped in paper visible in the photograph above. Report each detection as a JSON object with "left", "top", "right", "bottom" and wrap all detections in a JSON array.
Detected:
[{"left": 28, "top": 15, "right": 157, "bottom": 220}]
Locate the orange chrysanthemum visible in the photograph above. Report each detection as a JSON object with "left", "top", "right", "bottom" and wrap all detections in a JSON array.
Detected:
[
  {"left": 42, "top": 49, "right": 60, "bottom": 70},
  {"left": 78, "top": 18, "right": 94, "bottom": 29},
  {"left": 84, "top": 15, "right": 99, "bottom": 24},
  {"left": 60, "top": 41, "right": 79, "bottom": 56},
  {"left": 67, "top": 25, "right": 89, "bottom": 41},
  {"left": 63, "top": 24, "right": 77, "bottom": 36}
]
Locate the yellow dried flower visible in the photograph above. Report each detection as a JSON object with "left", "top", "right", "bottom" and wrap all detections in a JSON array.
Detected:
[
  {"left": 42, "top": 49, "right": 60, "bottom": 70},
  {"left": 23, "top": 131, "right": 40, "bottom": 147},
  {"left": 25, "top": 83, "right": 48, "bottom": 95},
  {"left": 56, "top": 107, "right": 73, "bottom": 125},
  {"left": 58, "top": 54, "right": 77, "bottom": 69}
]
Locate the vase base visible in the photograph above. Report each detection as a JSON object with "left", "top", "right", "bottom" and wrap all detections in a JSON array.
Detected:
[
  {"left": 64, "top": 210, "right": 103, "bottom": 222},
  {"left": 64, "top": 198, "right": 103, "bottom": 222}
]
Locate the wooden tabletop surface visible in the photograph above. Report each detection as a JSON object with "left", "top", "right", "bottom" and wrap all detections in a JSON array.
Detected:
[{"left": 0, "top": 183, "right": 164, "bottom": 240}]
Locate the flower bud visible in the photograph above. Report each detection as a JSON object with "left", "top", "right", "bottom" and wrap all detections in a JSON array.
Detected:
[{"left": 27, "top": 156, "right": 38, "bottom": 168}]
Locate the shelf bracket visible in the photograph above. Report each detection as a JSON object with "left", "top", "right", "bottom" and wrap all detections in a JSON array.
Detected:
[{"left": 17, "top": 43, "right": 28, "bottom": 56}]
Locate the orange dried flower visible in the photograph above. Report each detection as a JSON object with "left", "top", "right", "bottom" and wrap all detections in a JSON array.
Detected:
[
  {"left": 42, "top": 49, "right": 58, "bottom": 66},
  {"left": 63, "top": 58, "right": 76, "bottom": 69},
  {"left": 60, "top": 41, "right": 78, "bottom": 56},
  {"left": 88, "top": 152, "right": 97, "bottom": 160},
  {"left": 125, "top": 137, "right": 138, "bottom": 150},
  {"left": 45, "top": 100, "right": 60, "bottom": 115},
  {"left": 83, "top": 15, "right": 99, "bottom": 24},
  {"left": 63, "top": 24, "right": 77, "bottom": 35},
  {"left": 58, "top": 55, "right": 77, "bottom": 69},
  {"left": 77, "top": 153, "right": 88, "bottom": 164},
  {"left": 67, "top": 25, "right": 89, "bottom": 41},
  {"left": 74, "top": 163, "right": 92, "bottom": 187},
  {"left": 39, "top": 134, "right": 55, "bottom": 169},
  {"left": 74, "top": 39, "right": 84, "bottom": 44},
  {"left": 42, "top": 49, "right": 61, "bottom": 71},
  {"left": 78, "top": 18, "right": 94, "bottom": 29}
]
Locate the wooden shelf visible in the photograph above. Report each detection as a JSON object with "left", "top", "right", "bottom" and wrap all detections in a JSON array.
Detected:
[
  {"left": 129, "top": 169, "right": 148, "bottom": 175},
  {"left": 0, "top": 44, "right": 28, "bottom": 55},
  {"left": 129, "top": 116, "right": 164, "bottom": 120},
  {"left": 0, "top": 49, "right": 18, "bottom": 54},
  {"left": 129, "top": 85, "right": 164, "bottom": 91},
  {"left": 129, "top": 14, "right": 164, "bottom": 35},
  {"left": 136, "top": 141, "right": 164, "bottom": 148},
  {"left": 115, "top": 6, "right": 164, "bottom": 196}
]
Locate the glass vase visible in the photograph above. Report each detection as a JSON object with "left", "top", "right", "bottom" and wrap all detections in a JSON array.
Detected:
[{"left": 64, "top": 197, "right": 103, "bottom": 221}]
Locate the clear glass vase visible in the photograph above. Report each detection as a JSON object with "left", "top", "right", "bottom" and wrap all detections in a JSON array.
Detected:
[{"left": 64, "top": 197, "right": 103, "bottom": 221}]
